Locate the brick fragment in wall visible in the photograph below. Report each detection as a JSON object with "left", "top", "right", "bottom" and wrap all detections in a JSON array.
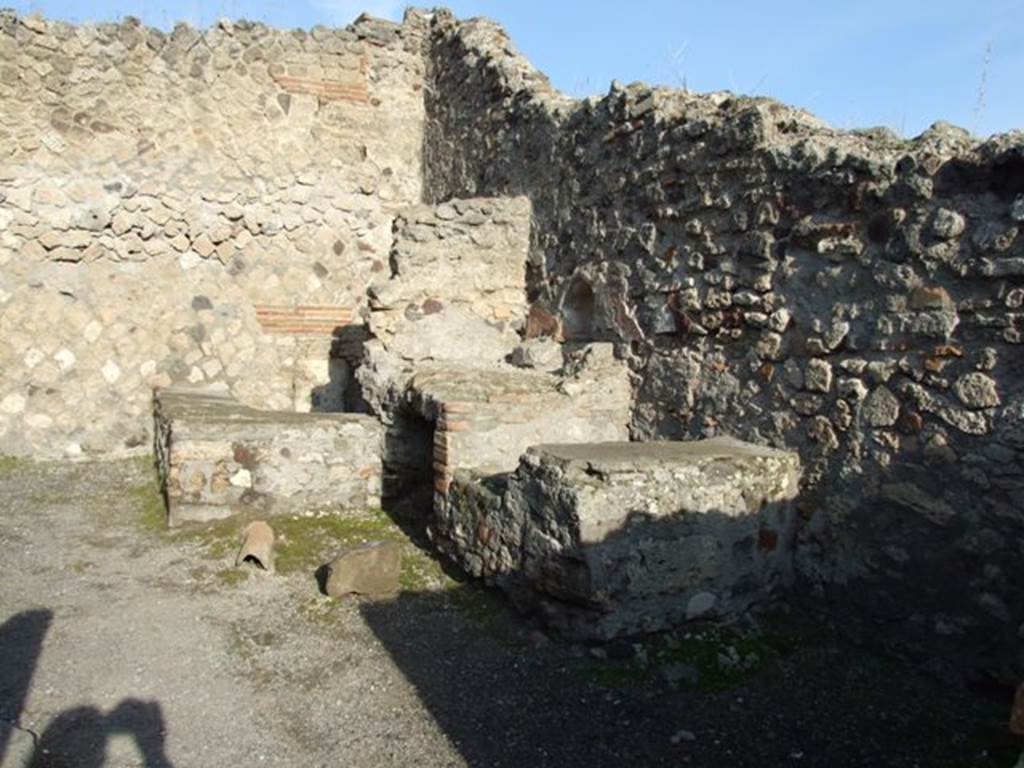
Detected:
[
  {"left": 254, "top": 305, "right": 355, "bottom": 336},
  {"left": 271, "top": 75, "right": 370, "bottom": 103}
]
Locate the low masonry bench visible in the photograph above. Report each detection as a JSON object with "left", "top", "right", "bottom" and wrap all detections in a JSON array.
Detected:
[
  {"left": 440, "top": 437, "right": 801, "bottom": 641},
  {"left": 361, "top": 342, "right": 633, "bottom": 520},
  {"left": 406, "top": 353, "right": 632, "bottom": 501},
  {"left": 154, "top": 387, "right": 383, "bottom": 526}
]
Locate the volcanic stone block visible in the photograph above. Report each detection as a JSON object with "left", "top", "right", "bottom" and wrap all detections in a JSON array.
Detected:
[
  {"left": 323, "top": 541, "right": 402, "bottom": 597},
  {"left": 154, "top": 387, "right": 383, "bottom": 526},
  {"left": 502, "top": 438, "right": 802, "bottom": 640}
]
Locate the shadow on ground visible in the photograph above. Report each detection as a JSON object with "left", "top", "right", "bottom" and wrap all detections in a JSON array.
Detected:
[
  {"left": 358, "top": 586, "right": 1021, "bottom": 768},
  {"left": 0, "top": 610, "right": 50, "bottom": 763},
  {"left": 359, "top": 472, "right": 1021, "bottom": 767},
  {"left": 0, "top": 610, "right": 175, "bottom": 768}
]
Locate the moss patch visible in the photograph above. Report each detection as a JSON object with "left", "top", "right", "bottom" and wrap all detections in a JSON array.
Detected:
[
  {"left": 215, "top": 568, "right": 250, "bottom": 587},
  {"left": 128, "top": 460, "right": 168, "bottom": 534},
  {"left": 584, "top": 624, "right": 777, "bottom": 692},
  {"left": 658, "top": 626, "right": 769, "bottom": 691},
  {"left": 299, "top": 594, "right": 351, "bottom": 626},
  {"left": 169, "top": 508, "right": 454, "bottom": 593},
  {"left": 272, "top": 510, "right": 401, "bottom": 575},
  {"left": 171, "top": 516, "right": 245, "bottom": 561},
  {"left": 399, "top": 546, "right": 450, "bottom": 592},
  {"left": 0, "top": 455, "right": 27, "bottom": 475}
]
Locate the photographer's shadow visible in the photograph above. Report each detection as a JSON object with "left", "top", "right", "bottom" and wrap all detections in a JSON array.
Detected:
[
  {"left": 28, "top": 698, "right": 173, "bottom": 768},
  {"left": 0, "top": 609, "right": 173, "bottom": 768}
]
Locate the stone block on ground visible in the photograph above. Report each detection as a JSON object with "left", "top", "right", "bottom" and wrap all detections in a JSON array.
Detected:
[
  {"left": 323, "top": 540, "right": 402, "bottom": 597},
  {"left": 154, "top": 387, "right": 383, "bottom": 527},
  {"left": 481, "top": 437, "right": 802, "bottom": 641}
]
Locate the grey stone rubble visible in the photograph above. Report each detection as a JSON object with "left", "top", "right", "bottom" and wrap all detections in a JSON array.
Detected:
[{"left": 0, "top": 6, "right": 1021, "bottom": 682}]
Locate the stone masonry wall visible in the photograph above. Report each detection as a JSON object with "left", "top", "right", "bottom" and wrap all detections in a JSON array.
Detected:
[
  {"left": 154, "top": 387, "right": 383, "bottom": 526},
  {"left": 366, "top": 194, "right": 531, "bottom": 359},
  {"left": 423, "top": 11, "right": 1024, "bottom": 681},
  {"left": 0, "top": 9, "right": 426, "bottom": 457},
  {"left": 506, "top": 439, "right": 802, "bottom": 641}
]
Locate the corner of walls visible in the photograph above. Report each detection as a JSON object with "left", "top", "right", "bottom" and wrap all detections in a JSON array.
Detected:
[
  {"left": 0, "top": 10, "right": 428, "bottom": 458},
  {"left": 417, "top": 10, "right": 1024, "bottom": 682}
]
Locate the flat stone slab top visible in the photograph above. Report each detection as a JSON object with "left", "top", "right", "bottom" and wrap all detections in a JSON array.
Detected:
[
  {"left": 154, "top": 387, "right": 383, "bottom": 526},
  {"left": 410, "top": 361, "right": 566, "bottom": 409},
  {"left": 530, "top": 436, "right": 799, "bottom": 471},
  {"left": 524, "top": 437, "right": 800, "bottom": 519},
  {"left": 437, "top": 436, "right": 802, "bottom": 641}
]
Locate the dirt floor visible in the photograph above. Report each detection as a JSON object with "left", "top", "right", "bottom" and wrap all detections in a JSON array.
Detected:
[{"left": 0, "top": 456, "right": 1020, "bottom": 768}]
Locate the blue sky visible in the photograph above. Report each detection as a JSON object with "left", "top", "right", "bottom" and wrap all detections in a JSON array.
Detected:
[{"left": 8, "top": 0, "right": 1023, "bottom": 137}]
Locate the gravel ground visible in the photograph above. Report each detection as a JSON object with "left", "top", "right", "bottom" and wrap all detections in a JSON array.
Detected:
[{"left": 0, "top": 457, "right": 1019, "bottom": 768}]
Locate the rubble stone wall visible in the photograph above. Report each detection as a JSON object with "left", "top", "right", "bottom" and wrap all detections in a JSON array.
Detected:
[
  {"left": 366, "top": 194, "right": 532, "bottom": 359},
  {"left": 0, "top": 10, "right": 426, "bottom": 457},
  {"left": 423, "top": 11, "right": 1024, "bottom": 679}
]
